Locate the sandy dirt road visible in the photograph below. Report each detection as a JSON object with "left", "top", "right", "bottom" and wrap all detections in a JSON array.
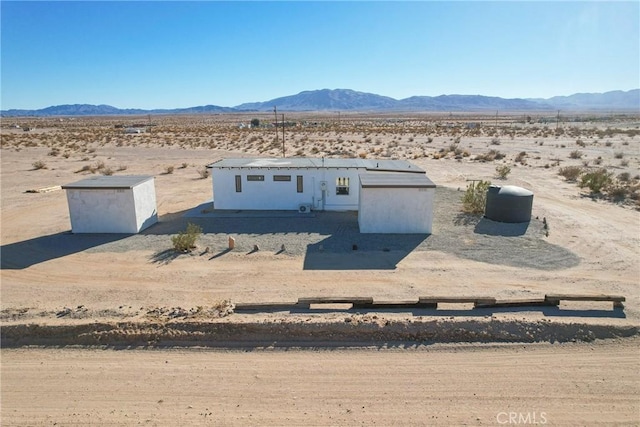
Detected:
[{"left": 2, "top": 339, "right": 639, "bottom": 426}]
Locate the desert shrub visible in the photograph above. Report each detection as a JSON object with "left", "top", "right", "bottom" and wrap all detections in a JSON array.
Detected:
[
  {"left": 101, "top": 167, "right": 114, "bottom": 176},
  {"left": 569, "top": 150, "right": 583, "bottom": 159},
  {"left": 515, "top": 151, "right": 527, "bottom": 164},
  {"left": 32, "top": 160, "right": 47, "bottom": 170},
  {"left": 580, "top": 169, "right": 613, "bottom": 194},
  {"left": 164, "top": 165, "right": 174, "bottom": 174},
  {"left": 197, "top": 168, "right": 210, "bottom": 179},
  {"left": 614, "top": 151, "right": 624, "bottom": 159},
  {"left": 495, "top": 164, "right": 511, "bottom": 179},
  {"left": 476, "top": 149, "right": 505, "bottom": 162},
  {"left": 490, "top": 137, "right": 500, "bottom": 145},
  {"left": 606, "top": 184, "right": 628, "bottom": 200},
  {"left": 593, "top": 156, "right": 603, "bottom": 165},
  {"left": 558, "top": 166, "right": 583, "bottom": 182},
  {"left": 180, "top": 162, "right": 189, "bottom": 169},
  {"left": 426, "top": 137, "right": 433, "bottom": 143},
  {"left": 576, "top": 139, "right": 586, "bottom": 147},
  {"left": 462, "top": 180, "right": 491, "bottom": 214},
  {"left": 171, "top": 222, "right": 202, "bottom": 252},
  {"left": 620, "top": 159, "right": 629, "bottom": 167},
  {"left": 618, "top": 172, "right": 631, "bottom": 182}
]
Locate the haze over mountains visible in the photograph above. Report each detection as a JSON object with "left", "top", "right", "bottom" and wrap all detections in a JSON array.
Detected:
[{"left": 2, "top": 89, "right": 638, "bottom": 117}]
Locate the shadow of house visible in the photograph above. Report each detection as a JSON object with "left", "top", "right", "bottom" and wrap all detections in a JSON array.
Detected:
[{"left": 303, "top": 233, "right": 429, "bottom": 270}]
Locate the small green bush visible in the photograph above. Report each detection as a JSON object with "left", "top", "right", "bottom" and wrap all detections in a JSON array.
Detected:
[
  {"left": 495, "top": 164, "right": 511, "bottom": 179},
  {"left": 172, "top": 222, "right": 202, "bottom": 252},
  {"left": 462, "top": 180, "right": 491, "bottom": 214},
  {"left": 580, "top": 169, "right": 613, "bottom": 194}
]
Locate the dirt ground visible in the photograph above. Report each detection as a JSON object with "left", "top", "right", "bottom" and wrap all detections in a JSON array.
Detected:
[
  {"left": 1, "top": 113, "right": 639, "bottom": 424},
  {"left": 2, "top": 338, "right": 639, "bottom": 426}
]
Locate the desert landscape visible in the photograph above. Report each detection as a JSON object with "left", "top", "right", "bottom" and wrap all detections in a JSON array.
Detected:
[{"left": 2, "top": 111, "right": 639, "bottom": 424}]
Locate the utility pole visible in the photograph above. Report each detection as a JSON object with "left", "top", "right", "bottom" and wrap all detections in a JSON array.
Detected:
[
  {"left": 495, "top": 111, "right": 498, "bottom": 128},
  {"left": 273, "top": 106, "right": 278, "bottom": 145},
  {"left": 281, "top": 114, "right": 285, "bottom": 158},
  {"left": 556, "top": 110, "right": 560, "bottom": 130}
]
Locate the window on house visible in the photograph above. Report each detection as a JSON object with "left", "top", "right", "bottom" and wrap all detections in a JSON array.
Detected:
[
  {"left": 235, "top": 175, "right": 242, "bottom": 192},
  {"left": 273, "top": 175, "right": 291, "bottom": 182},
  {"left": 297, "top": 175, "right": 303, "bottom": 193},
  {"left": 247, "top": 175, "right": 264, "bottom": 181},
  {"left": 336, "top": 177, "right": 350, "bottom": 195}
]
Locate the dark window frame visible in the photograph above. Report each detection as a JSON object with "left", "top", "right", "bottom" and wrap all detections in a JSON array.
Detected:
[
  {"left": 247, "top": 175, "right": 265, "bottom": 182},
  {"left": 273, "top": 175, "right": 292, "bottom": 182},
  {"left": 297, "top": 175, "right": 303, "bottom": 193},
  {"left": 235, "top": 175, "right": 242, "bottom": 192}
]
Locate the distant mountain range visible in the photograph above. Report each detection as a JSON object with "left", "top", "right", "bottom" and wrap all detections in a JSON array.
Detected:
[{"left": 2, "top": 89, "right": 638, "bottom": 117}]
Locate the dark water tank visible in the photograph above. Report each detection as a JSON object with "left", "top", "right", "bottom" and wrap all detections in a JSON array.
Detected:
[{"left": 484, "top": 185, "right": 533, "bottom": 223}]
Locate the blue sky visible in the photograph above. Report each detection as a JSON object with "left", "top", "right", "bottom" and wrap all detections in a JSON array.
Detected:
[{"left": 1, "top": 1, "right": 638, "bottom": 109}]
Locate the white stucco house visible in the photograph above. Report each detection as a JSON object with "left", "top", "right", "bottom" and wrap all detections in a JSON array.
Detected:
[
  {"left": 207, "top": 158, "right": 435, "bottom": 234},
  {"left": 62, "top": 175, "right": 158, "bottom": 233}
]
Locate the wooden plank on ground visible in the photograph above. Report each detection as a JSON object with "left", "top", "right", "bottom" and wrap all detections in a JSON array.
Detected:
[
  {"left": 352, "top": 300, "right": 438, "bottom": 309},
  {"left": 26, "top": 185, "right": 62, "bottom": 194},
  {"left": 545, "top": 294, "right": 625, "bottom": 302},
  {"left": 234, "top": 302, "right": 297, "bottom": 311},
  {"left": 297, "top": 297, "right": 374, "bottom": 307},
  {"left": 545, "top": 294, "right": 625, "bottom": 309},
  {"left": 475, "top": 298, "right": 558, "bottom": 308},
  {"left": 419, "top": 296, "right": 496, "bottom": 307}
]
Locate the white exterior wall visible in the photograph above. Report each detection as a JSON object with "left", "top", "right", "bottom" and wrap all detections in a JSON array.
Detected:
[
  {"left": 66, "top": 179, "right": 158, "bottom": 233},
  {"left": 66, "top": 188, "right": 138, "bottom": 233},
  {"left": 212, "top": 167, "right": 362, "bottom": 211},
  {"left": 131, "top": 179, "right": 158, "bottom": 232},
  {"left": 358, "top": 186, "right": 435, "bottom": 234}
]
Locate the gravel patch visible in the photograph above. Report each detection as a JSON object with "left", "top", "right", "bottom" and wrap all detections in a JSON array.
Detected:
[{"left": 1, "top": 187, "right": 578, "bottom": 271}]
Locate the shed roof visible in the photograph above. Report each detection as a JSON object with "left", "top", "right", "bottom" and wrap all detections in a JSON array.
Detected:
[
  {"left": 62, "top": 175, "right": 154, "bottom": 190},
  {"left": 207, "top": 158, "right": 424, "bottom": 173},
  {"left": 359, "top": 173, "right": 436, "bottom": 189}
]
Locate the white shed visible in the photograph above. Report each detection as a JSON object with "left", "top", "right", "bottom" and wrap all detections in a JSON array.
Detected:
[
  {"left": 62, "top": 175, "right": 158, "bottom": 233},
  {"left": 358, "top": 173, "right": 436, "bottom": 234}
]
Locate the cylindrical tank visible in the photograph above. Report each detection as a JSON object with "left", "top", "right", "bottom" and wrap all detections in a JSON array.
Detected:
[{"left": 484, "top": 185, "right": 533, "bottom": 223}]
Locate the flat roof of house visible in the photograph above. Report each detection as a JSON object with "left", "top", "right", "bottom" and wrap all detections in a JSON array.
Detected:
[
  {"left": 359, "top": 173, "right": 436, "bottom": 189},
  {"left": 207, "top": 158, "right": 425, "bottom": 173},
  {"left": 62, "top": 175, "right": 154, "bottom": 190}
]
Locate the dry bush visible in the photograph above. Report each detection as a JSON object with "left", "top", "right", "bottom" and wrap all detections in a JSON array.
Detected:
[
  {"left": 164, "top": 166, "right": 175, "bottom": 175},
  {"left": 614, "top": 151, "right": 625, "bottom": 159},
  {"left": 569, "top": 150, "right": 583, "bottom": 159},
  {"left": 558, "top": 166, "right": 583, "bottom": 182},
  {"left": 32, "top": 160, "right": 47, "bottom": 170},
  {"left": 475, "top": 149, "right": 505, "bottom": 162},
  {"left": 197, "top": 168, "right": 210, "bottom": 179}
]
